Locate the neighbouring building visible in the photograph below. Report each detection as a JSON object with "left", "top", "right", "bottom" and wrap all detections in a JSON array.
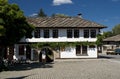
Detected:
[
  {"left": 102, "top": 34, "right": 120, "bottom": 54},
  {"left": 12, "top": 17, "right": 106, "bottom": 61}
]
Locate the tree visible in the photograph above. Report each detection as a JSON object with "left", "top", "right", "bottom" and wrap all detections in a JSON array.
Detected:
[
  {"left": 0, "top": 0, "right": 34, "bottom": 58},
  {"left": 112, "top": 24, "right": 120, "bottom": 35},
  {"left": 38, "top": 8, "right": 47, "bottom": 17},
  {"left": 103, "top": 31, "right": 113, "bottom": 38},
  {"left": 96, "top": 31, "right": 112, "bottom": 46},
  {"left": 0, "top": 20, "right": 5, "bottom": 37}
]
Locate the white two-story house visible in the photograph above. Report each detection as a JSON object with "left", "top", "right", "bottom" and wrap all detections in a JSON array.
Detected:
[{"left": 13, "top": 17, "right": 106, "bottom": 61}]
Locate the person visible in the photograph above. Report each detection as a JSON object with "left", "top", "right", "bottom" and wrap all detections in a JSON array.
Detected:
[{"left": 41, "top": 50, "right": 46, "bottom": 63}]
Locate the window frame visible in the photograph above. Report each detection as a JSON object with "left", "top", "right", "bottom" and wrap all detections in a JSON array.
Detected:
[
  {"left": 53, "top": 29, "right": 58, "bottom": 38},
  {"left": 34, "top": 29, "right": 40, "bottom": 38},
  {"left": 90, "top": 29, "right": 96, "bottom": 38},
  {"left": 84, "top": 29, "right": 89, "bottom": 38},
  {"left": 74, "top": 29, "right": 79, "bottom": 38},
  {"left": 44, "top": 29, "right": 49, "bottom": 38},
  {"left": 76, "top": 45, "right": 81, "bottom": 55},
  {"left": 67, "top": 29, "right": 73, "bottom": 38},
  {"left": 76, "top": 45, "right": 88, "bottom": 56}
]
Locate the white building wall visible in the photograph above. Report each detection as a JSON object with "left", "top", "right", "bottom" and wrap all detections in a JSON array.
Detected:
[
  {"left": 60, "top": 46, "right": 97, "bottom": 58},
  {"left": 13, "top": 44, "right": 18, "bottom": 60},
  {"left": 87, "top": 45, "right": 97, "bottom": 57},
  {"left": 60, "top": 47, "right": 75, "bottom": 58},
  {"left": 22, "top": 28, "right": 99, "bottom": 43},
  {"left": 18, "top": 28, "right": 99, "bottom": 59}
]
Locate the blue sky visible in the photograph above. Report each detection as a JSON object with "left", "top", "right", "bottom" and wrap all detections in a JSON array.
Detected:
[{"left": 9, "top": 0, "right": 120, "bottom": 31}]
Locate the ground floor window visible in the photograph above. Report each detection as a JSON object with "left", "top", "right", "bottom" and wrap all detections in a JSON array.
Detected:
[
  {"left": 76, "top": 45, "right": 81, "bottom": 55},
  {"left": 76, "top": 45, "right": 88, "bottom": 56},
  {"left": 82, "top": 45, "right": 87, "bottom": 55}
]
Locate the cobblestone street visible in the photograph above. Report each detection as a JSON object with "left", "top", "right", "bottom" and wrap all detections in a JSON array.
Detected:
[{"left": 0, "top": 59, "right": 120, "bottom": 79}]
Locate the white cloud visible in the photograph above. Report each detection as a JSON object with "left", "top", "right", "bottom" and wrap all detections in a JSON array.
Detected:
[
  {"left": 29, "top": 13, "right": 38, "bottom": 17},
  {"left": 53, "top": 0, "right": 73, "bottom": 6}
]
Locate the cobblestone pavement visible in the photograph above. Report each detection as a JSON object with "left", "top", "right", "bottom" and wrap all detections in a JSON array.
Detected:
[{"left": 0, "top": 59, "right": 120, "bottom": 79}]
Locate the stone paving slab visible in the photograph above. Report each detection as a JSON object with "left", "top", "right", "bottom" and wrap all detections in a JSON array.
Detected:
[{"left": 0, "top": 59, "right": 120, "bottom": 79}]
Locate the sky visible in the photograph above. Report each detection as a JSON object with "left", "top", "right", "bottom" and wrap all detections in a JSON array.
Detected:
[{"left": 9, "top": 0, "right": 120, "bottom": 31}]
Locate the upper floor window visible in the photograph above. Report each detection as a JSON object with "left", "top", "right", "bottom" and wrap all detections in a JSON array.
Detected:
[
  {"left": 34, "top": 29, "right": 40, "bottom": 38},
  {"left": 74, "top": 29, "right": 79, "bottom": 38},
  {"left": 91, "top": 30, "right": 96, "bottom": 38},
  {"left": 84, "top": 29, "right": 89, "bottom": 38},
  {"left": 67, "top": 29, "right": 72, "bottom": 38},
  {"left": 53, "top": 29, "right": 58, "bottom": 38},
  {"left": 44, "top": 29, "right": 49, "bottom": 38}
]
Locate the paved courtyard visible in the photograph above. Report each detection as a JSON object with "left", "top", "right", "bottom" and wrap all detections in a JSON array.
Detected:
[{"left": 0, "top": 59, "right": 120, "bottom": 79}]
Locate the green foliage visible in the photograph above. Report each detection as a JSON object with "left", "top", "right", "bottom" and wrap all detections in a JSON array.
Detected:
[
  {"left": 103, "top": 31, "right": 113, "bottom": 38},
  {"left": 0, "top": 25, "right": 5, "bottom": 36},
  {"left": 38, "top": 8, "right": 47, "bottom": 17},
  {"left": 0, "top": 0, "right": 8, "bottom": 6},
  {"left": 96, "top": 31, "right": 116, "bottom": 46},
  {"left": 104, "top": 24, "right": 120, "bottom": 38},
  {"left": 31, "top": 42, "right": 59, "bottom": 49},
  {"left": 30, "top": 42, "right": 96, "bottom": 50},
  {"left": 112, "top": 24, "right": 120, "bottom": 35},
  {"left": 96, "top": 34, "right": 104, "bottom": 46},
  {"left": 0, "top": 0, "right": 34, "bottom": 45}
]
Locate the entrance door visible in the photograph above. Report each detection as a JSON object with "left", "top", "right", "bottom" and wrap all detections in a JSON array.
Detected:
[{"left": 26, "top": 45, "right": 31, "bottom": 60}]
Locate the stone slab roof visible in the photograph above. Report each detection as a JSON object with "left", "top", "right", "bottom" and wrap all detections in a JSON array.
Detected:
[
  {"left": 103, "top": 34, "right": 120, "bottom": 42},
  {"left": 27, "top": 17, "right": 106, "bottom": 28}
]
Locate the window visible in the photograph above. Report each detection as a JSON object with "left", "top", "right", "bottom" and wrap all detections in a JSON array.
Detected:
[
  {"left": 67, "top": 29, "right": 72, "bottom": 38},
  {"left": 84, "top": 30, "right": 89, "bottom": 38},
  {"left": 74, "top": 29, "right": 79, "bottom": 38},
  {"left": 82, "top": 45, "right": 88, "bottom": 55},
  {"left": 44, "top": 29, "right": 49, "bottom": 38},
  {"left": 19, "top": 45, "right": 24, "bottom": 55},
  {"left": 53, "top": 29, "right": 58, "bottom": 38},
  {"left": 76, "top": 45, "right": 81, "bottom": 55},
  {"left": 34, "top": 29, "right": 40, "bottom": 38},
  {"left": 91, "top": 30, "right": 96, "bottom": 38},
  {"left": 76, "top": 45, "right": 88, "bottom": 56}
]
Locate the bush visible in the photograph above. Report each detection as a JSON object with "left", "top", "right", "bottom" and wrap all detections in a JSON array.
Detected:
[{"left": 0, "top": 59, "right": 9, "bottom": 72}]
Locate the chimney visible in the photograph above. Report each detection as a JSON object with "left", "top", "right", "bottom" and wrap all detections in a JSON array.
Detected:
[{"left": 77, "top": 13, "right": 82, "bottom": 18}]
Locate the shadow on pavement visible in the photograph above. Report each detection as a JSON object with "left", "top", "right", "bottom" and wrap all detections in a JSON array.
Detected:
[
  {"left": 5, "top": 75, "right": 30, "bottom": 79},
  {"left": 98, "top": 55, "right": 115, "bottom": 59},
  {"left": 8, "top": 62, "right": 54, "bottom": 71}
]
